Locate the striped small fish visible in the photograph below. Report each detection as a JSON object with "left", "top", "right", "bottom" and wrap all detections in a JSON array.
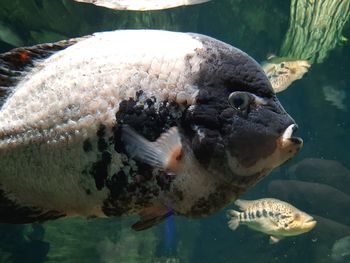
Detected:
[{"left": 227, "top": 198, "right": 316, "bottom": 244}]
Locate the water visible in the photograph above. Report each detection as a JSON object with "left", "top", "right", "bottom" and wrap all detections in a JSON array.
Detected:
[{"left": 0, "top": 0, "right": 349, "bottom": 262}]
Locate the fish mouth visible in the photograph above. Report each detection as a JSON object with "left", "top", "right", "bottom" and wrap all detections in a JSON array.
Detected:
[
  {"left": 303, "top": 218, "right": 317, "bottom": 229},
  {"left": 282, "top": 124, "right": 303, "bottom": 146},
  {"left": 300, "top": 60, "right": 311, "bottom": 69}
]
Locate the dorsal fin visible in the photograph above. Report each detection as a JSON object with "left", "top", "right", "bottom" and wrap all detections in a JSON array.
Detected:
[
  {"left": 0, "top": 36, "right": 90, "bottom": 108},
  {"left": 234, "top": 199, "right": 253, "bottom": 211}
]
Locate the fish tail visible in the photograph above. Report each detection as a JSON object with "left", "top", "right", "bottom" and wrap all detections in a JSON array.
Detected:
[{"left": 226, "top": 209, "right": 240, "bottom": 231}]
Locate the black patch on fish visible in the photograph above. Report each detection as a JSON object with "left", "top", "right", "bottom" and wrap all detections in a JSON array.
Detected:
[
  {"left": 106, "top": 170, "right": 128, "bottom": 199},
  {"left": 256, "top": 210, "right": 262, "bottom": 218},
  {"left": 250, "top": 212, "right": 255, "bottom": 219},
  {"left": 114, "top": 96, "right": 182, "bottom": 141},
  {"left": 269, "top": 211, "right": 274, "bottom": 217},
  {"left": 243, "top": 212, "right": 247, "bottom": 220},
  {"left": 102, "top": 95, "right": 185, "bottom": 217},
  {"left": 156, "top": 172, "right": 176, "bottom": 191},
  {"left": 90, "top": 151, "right": 111, "bottom": 190},
  {"left": 0, "top": 189, "right": 65, "bottom": 224},
  {"left": 191, "top": 33, "right": 274, "bottom": 97},
  {"left": 97, "top": 124, "right": 108, "bottom": 152},
  {"left": 263, "top": 209, "right": 268, "bottom": 217},
  {"left": 186, "top": 35, "right": 296, "bottom": 173},
  {"left": 280, "top": 215, "right": 290, "bottom": 219},
  {"left": 83, "top": 139, "right": 92, "bottom": 152}
]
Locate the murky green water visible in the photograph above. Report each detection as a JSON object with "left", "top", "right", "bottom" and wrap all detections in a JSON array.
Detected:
[{"left": 0, "top": 0, "right": 349, "bottom": 262}]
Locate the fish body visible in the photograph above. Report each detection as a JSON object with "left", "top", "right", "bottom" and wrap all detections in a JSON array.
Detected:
[
  {"left": 261, "top": 56, "right": 310, "bottom": 93},
  {"left": 227, "top": 198, "right": 316, "bottom": 243},
  {"left": 0, "top": 30, "right": 302, "bottom": 230},
  {"left": 73, "top": 0, "right": 211, "bottom": 11},
  {"left": 0, "top": 22, "right": 24, "bottom": 47}
]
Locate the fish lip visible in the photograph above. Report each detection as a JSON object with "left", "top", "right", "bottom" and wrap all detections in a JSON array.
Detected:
[
  {"left": 304, "top": 219, "right": 317, "bottom": 229},
  {"left": 300, "top": 60, "right": 311, "bottom": 69},
  {"left": 282, "top": 124, "right": 303, "bottom": 145}
]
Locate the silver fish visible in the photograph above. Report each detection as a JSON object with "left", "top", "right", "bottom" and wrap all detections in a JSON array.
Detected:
[
  {"left": 73, "top": 0, "right": 211, "bottom": 11},
  {"left": 227, "top": 198, "right": 316, "bottom": 243},
  {"left": 0, "top": 30, "right": 302, "bottom": 230},
  {"left": 262, "top": 56, "right": 310, "bottom": 93}
]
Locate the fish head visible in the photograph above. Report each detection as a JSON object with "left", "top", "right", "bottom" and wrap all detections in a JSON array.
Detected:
[
  {"left": 282, "top": 212, "right": 317, "bottom": 235},
  {"left": 186, "top": 43, "right": 303, "bottom": 189},
  {"left": 262, "top": 58, "right": 311, "bottom": 93}
]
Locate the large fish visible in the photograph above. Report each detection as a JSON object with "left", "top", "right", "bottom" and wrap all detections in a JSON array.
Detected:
[
  {"left": 0, "top": 30, "right": 302, "bottom": 230},
  {"left": 73, "top": 0, "right": 211, "bottom": 11}
]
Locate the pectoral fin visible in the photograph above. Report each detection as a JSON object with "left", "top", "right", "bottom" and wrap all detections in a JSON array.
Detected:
[
  {"left": 132, "top": 206, "right": 173, "bottom": 231},
  {"left": 122, "top": 126, "right": 183, "bottom": 172},
  {"left": 269, "top": 235, "right": 283, "bottom": 244}
]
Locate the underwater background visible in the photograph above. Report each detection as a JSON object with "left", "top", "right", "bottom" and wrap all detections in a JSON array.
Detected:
[{"left": 0, "top": 0, "right": 349, "bottom": 262}]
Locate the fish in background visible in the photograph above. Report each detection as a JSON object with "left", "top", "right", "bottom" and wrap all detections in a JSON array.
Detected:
[
  {"left": 261, "top": 55, "right": 310, "bottom": 93},
  {"left": 0, "top": 21, "right": 23, "bottom": 47},
  {"left": 227, "top": 198, "right": 316, "bottom": 244},
  {"left": 288, "top": 158, "right": 350, "bottom": 195},
  {"left": 332, "top": 235, "right": 350, "bottom": 262},
  {"left": 73, "top": 0, "right": 211, "bottom": 11},
  {"left": 268, "top": 180, "right": 350, "bottom": 225},
  {"left": 322, "top": 85, "right": 347, "bottom": 111}
]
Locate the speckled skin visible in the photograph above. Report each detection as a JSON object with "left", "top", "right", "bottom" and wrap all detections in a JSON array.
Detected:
[
  {"left": 231, "top": 198, "right": 316, "bottom": 237},
  {"left": 262, "top": 58, "right": 310, "bottom": 93},
  {"left": 0, "top": 30, "right": 302, "bottom": 227}
]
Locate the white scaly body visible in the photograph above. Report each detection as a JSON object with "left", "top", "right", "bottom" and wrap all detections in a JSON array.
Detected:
[{"left": 0, "top": 30, "right": 205, "bottom": 217}]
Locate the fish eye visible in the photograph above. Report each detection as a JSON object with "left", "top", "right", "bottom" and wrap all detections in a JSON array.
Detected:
[
  {"left": 228, "top": 92, "right": 250, "bottom": 110},
  {"left": 280, "top": 62, "right": 285, "bottom": 68}
]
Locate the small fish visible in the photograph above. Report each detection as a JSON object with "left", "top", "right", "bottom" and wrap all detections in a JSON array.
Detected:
[
  {"left": 261, "top": 55, "right": 310, "bottom": 93},
  {"left": 73, "top": 0, "right": 211, "bottom": 11},
  {"left": 227, "top": 198, "right": 316, "bottom": 244}
]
